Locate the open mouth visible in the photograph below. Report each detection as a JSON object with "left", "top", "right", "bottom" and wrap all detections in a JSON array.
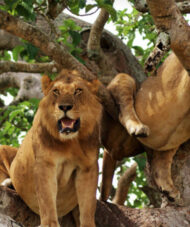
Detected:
[{"left": 57, "top": 117, "right": 80, "bottom": 134}]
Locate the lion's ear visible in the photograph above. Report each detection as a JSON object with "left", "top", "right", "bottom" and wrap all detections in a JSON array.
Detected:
[
  {"left": 86, "top": 79, "right": 102, "bottom": 95},
  {"left": 41, "top": 75, "right": 53, "bottom": 95}
]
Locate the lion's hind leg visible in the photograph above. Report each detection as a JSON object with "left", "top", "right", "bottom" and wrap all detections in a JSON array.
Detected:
[
  {"left": 0, "top": 145, "right": 17, "bottom": 186},
  {"left": 107, "top": 73, "right": 149, "bottom": 137},
  {"left": 150, "top": 149, "right": 181, "bottom": 205}
]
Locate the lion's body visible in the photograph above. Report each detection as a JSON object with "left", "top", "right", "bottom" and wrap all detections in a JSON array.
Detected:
[
  {"left": 10, "top": 127, "right": 79, "bottom": 216},
  {"left": 101, "top": 53, "right": 190, "bottom": 204},
  {"left": 136, "top": 53, "right": 190, "bottom": 150},
  {"left": 1, "top": 70, "right": 102, "bottom": 227}
]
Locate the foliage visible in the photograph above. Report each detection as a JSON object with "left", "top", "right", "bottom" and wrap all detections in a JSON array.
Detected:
[
  {"left": 110, "top": 7, "right": 157, "bottom": 64},
  {"left": 0, "top": 96, "right": 39, "bottom": 147},
  {"left": 58, "top": 19, "right": 84, "bottom": 63}
]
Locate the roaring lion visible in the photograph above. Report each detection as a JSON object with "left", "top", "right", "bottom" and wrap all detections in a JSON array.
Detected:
[
  {"left": 0, "top": 69, "right": 102, "bottom": 227},
  {"left": 101, "top": 53, "right": 190, "bottom": 204}
]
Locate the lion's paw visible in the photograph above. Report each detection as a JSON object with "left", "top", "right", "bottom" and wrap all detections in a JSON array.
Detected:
[{"left": 125, "top": 120, "right": 150, "bottom": 137}]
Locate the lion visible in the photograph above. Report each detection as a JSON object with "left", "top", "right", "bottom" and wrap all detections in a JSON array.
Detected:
[
  {"left": 0, "top": 69, "right": 102, "bottom": 227},
  {"left": 101, "top": 52, "right": 190, "bottom": 204}
]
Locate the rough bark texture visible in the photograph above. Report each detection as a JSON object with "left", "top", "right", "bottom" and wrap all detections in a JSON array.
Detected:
[
  {"left": 0, "top": 72, "right": 43, "bottom": 104},
  {"left": 134, "top": 0, "right": 190, "bottom": 14},
  {"left": 0, "top": 186, "right": 190, "bottom": 227},
  {"left": 147, "top": 0, "right": 190, "bottom": 73},
  {"left": 0, "top": 61, "right": 59, "bottom": 74}
]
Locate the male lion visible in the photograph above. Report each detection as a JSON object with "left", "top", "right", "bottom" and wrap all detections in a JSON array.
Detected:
[
  {"left": 101, "top": 53, "right": 190, "bottom": 204},
  {"left": 0, "top": 69, "right": 102, "bottom": 227}
]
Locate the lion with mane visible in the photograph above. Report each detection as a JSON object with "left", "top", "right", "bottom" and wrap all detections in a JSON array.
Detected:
[{"left": 0, "top": 69, "right": 102, "bottom": 227}]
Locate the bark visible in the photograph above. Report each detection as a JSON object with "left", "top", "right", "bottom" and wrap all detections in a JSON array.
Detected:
[
  {"left": 0, "top": 30, "right": 21, "bottom": 50},
  {"left": 146, "top": 0, "right": 190, "bottom": 74},
  {"left": 87, "top": 8, "right": 110, "bottom": 59},
  {"left": 0, "top": 61, "right": 59, "bottom": 74},
  {"left": 145, "top": 139, "right": 190, "bottom": 208},
  {"left": 0, "top": 72, "right": 43, "bottom": 104},
  {"left": 0, "top": 186, "right": 190, "bottom": 227},
  {"left": 135, "top": 0, "right": 190, "bottom": 14},
  {"left": 144, "top": 32, "right": 170, "bottom": 74}
]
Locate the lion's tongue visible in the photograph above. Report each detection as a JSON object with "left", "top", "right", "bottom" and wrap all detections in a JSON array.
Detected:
[{"left": 61, "top": 118, "right": 75, "bottom": 128}]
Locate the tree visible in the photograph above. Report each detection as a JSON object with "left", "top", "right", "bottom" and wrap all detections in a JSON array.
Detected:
[{"left": 0, "top": 0, "right": 190, "bottom": 226}]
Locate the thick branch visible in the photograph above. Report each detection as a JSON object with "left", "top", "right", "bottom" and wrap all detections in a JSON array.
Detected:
[
  {"left": 0, "top": 30, "right": 21, "bottom": 50},
  {"left": 146, "top": 0, "right": 190, "bottom": 73},
  {"left": 87, "top": 9, "right": 109, "bottom": 59},
  {"left": 144, "top": 32, "right": 170, "bottom": 74},
  {"left": 0, "top": 72, "right": 43, "bottom": 104},
  {"left": 0, "top": 10, "right": 118, "bottom": 119},
  {"left": 1, "top": 187, "right": 190, "bottom": 227},
  {"left": 135, "top": 0, "right": 190, "bottom": 14},
  {"left": 0, "top": 61, "right": 59, "bottom": 74}
]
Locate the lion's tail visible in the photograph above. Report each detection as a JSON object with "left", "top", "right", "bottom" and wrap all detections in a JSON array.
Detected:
[{"left": 0, "top": 145, "right": 17, "bottom": 183}]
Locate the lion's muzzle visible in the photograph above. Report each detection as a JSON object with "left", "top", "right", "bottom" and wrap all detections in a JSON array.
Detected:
[{"left": 58, "top": 117, "right": 80, "bottom": 134}]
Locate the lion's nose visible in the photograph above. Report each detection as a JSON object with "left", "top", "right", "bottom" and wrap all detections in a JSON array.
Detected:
[{"left": 58, "top": 105, "right": 73, "bottom": 112}]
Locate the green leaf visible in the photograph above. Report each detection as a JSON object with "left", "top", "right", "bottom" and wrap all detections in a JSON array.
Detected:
[
  {"left": 68, "top": 30, "right": 81, "bottom": 46},
  {"left": 12, "top": 45, "right": 25, "bottom": 61},
  {"left": 132, "top": 46, "right": 144, "bottom": 56},
  {"left": 79, "top": 0, "right": 86, "bottom": 8},
  {"left": 101, "top": 4, "right": 117, "bottom": 21},
  {"left": 4, "top": 0, "right": 20, "bottom": 11},
  {"left": 85, "top": 4, "right": 97, "bottom": 13},
  {"left": 15, "top": 1, "right": 36, "bottom": 21},
  {"left": 134, "top": 154, "right": 147, "bottom": 171}
]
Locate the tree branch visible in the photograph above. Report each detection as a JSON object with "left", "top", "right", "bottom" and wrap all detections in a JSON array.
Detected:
[
  {"left": 86, "top": 6, "right": 119, "bottom": 80},
  {"left": 0, "top": 72, "right": 43, "bottom": 103},
  {"left": 147, "top": 0, "right": 190, "bottom": 74},
  {"left": 135, "top": 0, "right": 190, "bottom": 14},
  {"left": 0, "top": 30, "right": 21, "bottom": 50},
  {"left": 144, "top": 32, "right": 170, "bottom": 74},
  {"left": 0, "top": 9, "right": 118, "bottom": 120},
  {"left": 0, "top": 61, "right": 59, "bottom": 74},
  {"left": 87, "top": 9, "right": 109, "bottom": 59},
  {"left": 1, "top": 186, "right": 190, "bottom": 227}
]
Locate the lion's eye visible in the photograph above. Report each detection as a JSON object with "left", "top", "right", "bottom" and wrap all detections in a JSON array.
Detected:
[
  {"left": 53, "top": 89, "right": 60, "bottom": 96},
  {"left": 74, "top": 88, "right": 83, "bottom": 96}
]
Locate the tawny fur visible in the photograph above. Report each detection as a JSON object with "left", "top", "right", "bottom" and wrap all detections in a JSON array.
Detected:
[
  {"left": 101, "top": 53, "right": 190, "bottom": 204},
  {"left": 0, "top": 69, "right": 102, "bottom": 227}
]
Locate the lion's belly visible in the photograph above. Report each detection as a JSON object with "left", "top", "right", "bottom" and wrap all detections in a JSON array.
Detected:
[{"left": 135, "top": 72, "right": 190, "bottom": 151}]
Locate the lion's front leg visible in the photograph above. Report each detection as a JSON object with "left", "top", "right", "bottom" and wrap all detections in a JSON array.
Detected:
[
  {"left": 108, "top": 73, "right": 149, "bottom": 137},
  {"left": 75, "top": 162, "right": 98, "bottom": 227},
  {"left": 34, "top": 159, "right": 60, "bottom": 227}
]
